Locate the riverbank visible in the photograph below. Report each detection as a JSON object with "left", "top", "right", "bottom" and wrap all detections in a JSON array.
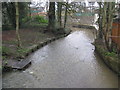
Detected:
[
  {"left": 2, "top": 27, "right": 71, "bottom": 71},
  {"left": 72, "top": 24, "right": 120, "bottom": 75},
  {"left": 95, "top": 39, "right": 120, "bottom": 75}
]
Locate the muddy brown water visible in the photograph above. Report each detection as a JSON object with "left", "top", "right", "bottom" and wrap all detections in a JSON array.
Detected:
[{"left": 2, "top": 28, "right": 118, "bottom": 88}]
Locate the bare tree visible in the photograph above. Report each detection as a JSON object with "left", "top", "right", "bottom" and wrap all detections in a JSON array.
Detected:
[{"left": 15, "top": 2, "right": 21, "bottom": 48}]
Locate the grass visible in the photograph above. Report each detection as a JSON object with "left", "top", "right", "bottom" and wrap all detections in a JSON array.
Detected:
[
  {"left": 34, "top": 15, "right": 48, "bottom": 24},
  {"left": 16, "top": 48, "right": 29, "bottom": 57},
  {"left": 19, "top": 15, "right": 48, "bottom": 30},
  {"left": 2, "top": 46, "right": 11, "bottom": 55},
  {"left": 96, "top": 44, "right": 118, "bottom": 59},
  {"left": 105, "top": 52, "right": 117, "bottom": 57}
]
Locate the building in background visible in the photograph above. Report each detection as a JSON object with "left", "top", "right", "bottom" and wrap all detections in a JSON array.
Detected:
[{"left": 30, "top": 1, "right": 49, "bottom": 16}]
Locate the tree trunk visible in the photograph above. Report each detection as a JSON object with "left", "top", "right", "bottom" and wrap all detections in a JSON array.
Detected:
[
  {"left": 15, "top": 2, "right": 21, "bottom": 48},
  {"left": 119, "top": 4, "right": 120, "bottom": 18},
  {"left": 28, "top": 2, "right": 31, "bottom": 17},
  {"left": 98, "top": 2, "right": 103, "bottom": 39},
  {"left": 57, "top": 2, "right": 62, "bottom": 27},
  {"left": 101, "top": 2, "right": 115, "bottom": 52},
  {"left": 64, "top": 2, "right": 68, "bottom": 28},
  {"left": 48, "top": 2, "right": 56, "bottom": 32},
  {"left": 107, "top": 2, "right": 115, "bottom": 51}
]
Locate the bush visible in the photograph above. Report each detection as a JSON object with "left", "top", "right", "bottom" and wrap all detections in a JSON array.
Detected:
[
  {"left": 105, "top": 52, "right": 117, "bottom": 58},
  {"left": 34, "top": 15, "right": 48, "bottom": 24},
  {"left": 22, "top": 16, "right": 32, "bottom": 23},
  {"left": 21, "top": 15, "right": 48, "bottom": 28}
]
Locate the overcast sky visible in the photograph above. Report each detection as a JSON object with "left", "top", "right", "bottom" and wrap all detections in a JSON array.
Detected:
[
  {"left": 30, "top": 0, "right": 100, "bottom": 8},
  {"left": 30, "top": 0, "right": 120, "bottom": 8}
]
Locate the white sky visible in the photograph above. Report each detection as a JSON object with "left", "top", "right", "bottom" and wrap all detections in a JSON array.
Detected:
[
  {"left": 30, "top": 0, "right": 48, "bottom": 7},
  {"left": 30, "top": 0, "right": 119, "bottom": 8}
]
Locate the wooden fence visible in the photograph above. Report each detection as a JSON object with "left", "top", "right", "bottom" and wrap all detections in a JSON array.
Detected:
[{"left": 111, "top": 21, "right": 120, "bottom": 50}]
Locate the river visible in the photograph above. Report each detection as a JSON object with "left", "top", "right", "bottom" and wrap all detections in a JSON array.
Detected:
[{"left": 3, "top": 27, "right": 118, "bottom": 88}]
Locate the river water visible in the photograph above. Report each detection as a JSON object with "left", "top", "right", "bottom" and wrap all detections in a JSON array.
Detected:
[{"left": 2, "top": 27, "right": 118, "bottom": 88}]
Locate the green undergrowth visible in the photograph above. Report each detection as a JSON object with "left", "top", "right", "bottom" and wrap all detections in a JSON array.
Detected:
[
  {"left": 96, "top": 45, "right": 119, "bottom": 59},
  {"left": 95, "top": 44, "right": 120, "bottom": 75},
  {"left": 34, "top": 15, "right": 48, "bottom": 24},
  {"left": 2, "top": 46, "right": 29, "bottom": 60},
  {"left": 2, "top": 46, "right": 11, "bottom": 56},
  {"left": 105, "top": 52, "right": 118, "bottom": 58},
  {"left": 16, "top": 48, "right": 29, "bottom": 57},
  {"left": 21, "top": 15, "right": 48, "bottom": 29}
]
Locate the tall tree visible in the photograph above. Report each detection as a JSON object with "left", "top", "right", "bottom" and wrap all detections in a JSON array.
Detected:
[
  {"left": 15, "top": 2, "right": 21, "bottom": 48},
  {"left": 4, "top": 2, "right": 16, "bottom": 28},
  {"left": 28, "top": 2, "right": 31, "bottom": 17},
  {"left": 57, "top": 2, "right": 62, "bottom": 27},
  {"left": 48, "top": 2, "right": 56, "bottom": 32},
  {"left": 64, "top": 2, "right": 68, "bottom": 28},
  {"left": 100, "top": 2, "right": 115, "bottom": 52},
  {"left": 106, "top": 2, "right": 115, "bottom": 51},
  {"left": 98, "top": 2, "right": 103, "bottom": 39},
  {"left": 2, "top": 2, "right": 29, "bottom": 29}
]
